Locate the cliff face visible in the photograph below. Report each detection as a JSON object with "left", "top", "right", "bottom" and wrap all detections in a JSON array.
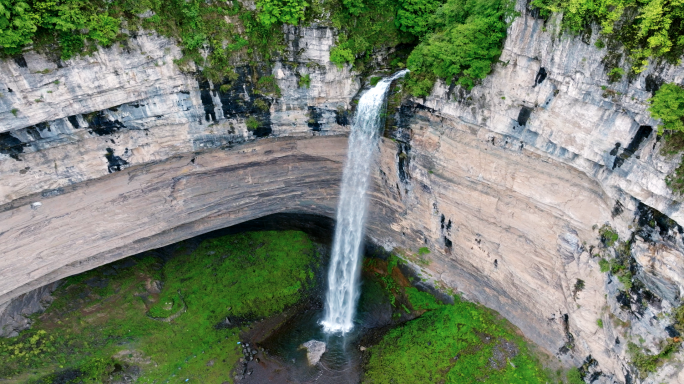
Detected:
[{"left": 2, "top": 1, "right": 684, "bottom": 382}]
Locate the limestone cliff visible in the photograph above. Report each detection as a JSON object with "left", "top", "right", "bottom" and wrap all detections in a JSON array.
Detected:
[{"left": 2, "top": 1, "right": 684, "bottom": 383}]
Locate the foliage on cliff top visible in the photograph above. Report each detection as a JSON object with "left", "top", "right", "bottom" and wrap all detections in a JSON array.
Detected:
[
  {"left": 0, "top": 0, "right": 302, "bottom": 82},
  {"left": 0, "top": 230, "right": 316, "bottom": 383},
  {"left": 362, "top": 293, "right": 553, "bottom": 383},
  {"left": 530, "top": 0, "right": 684, "bottom": 74},
  {"left": 327, "top": 0, "right": 415, "bottom": 71},
  {"left": 406, "top": 0, "right": 515, "bottom": 94},
  {"left": 328, "top": 0, "right": 515, "bottom": 96}
]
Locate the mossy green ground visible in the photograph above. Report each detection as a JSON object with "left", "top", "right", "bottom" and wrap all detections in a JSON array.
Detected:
[
  {"left": 362, "top": 258, "right": 553, "bottom": 384},
  {"left": 0, "top": 230, "right": 316, "bottom": 383}
]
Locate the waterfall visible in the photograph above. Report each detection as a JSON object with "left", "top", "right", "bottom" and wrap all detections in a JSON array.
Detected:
[{"left": 322, "top": 70, "right": 408, "bottom": 334}]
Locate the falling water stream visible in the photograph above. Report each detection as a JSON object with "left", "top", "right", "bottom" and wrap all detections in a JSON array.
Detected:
[{"left": 321, "top": 69, "right": 409, "bottom": 334}]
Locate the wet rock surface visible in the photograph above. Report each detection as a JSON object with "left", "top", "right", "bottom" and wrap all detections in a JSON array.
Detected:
[{"left": 300, "top": 340, "right": 326, "bottom": 366}]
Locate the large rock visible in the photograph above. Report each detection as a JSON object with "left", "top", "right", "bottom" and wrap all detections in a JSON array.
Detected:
[
  {"left": 300, "top": 340, "right": 326, "bottom": 366},
  {"left": 0, "top": 281, "right": 60, "bottom": 337}
]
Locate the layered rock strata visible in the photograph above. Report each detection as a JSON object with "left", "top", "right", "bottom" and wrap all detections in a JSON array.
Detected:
[{"left": 2, "top": 1, "right": 684, "bottom": 382}]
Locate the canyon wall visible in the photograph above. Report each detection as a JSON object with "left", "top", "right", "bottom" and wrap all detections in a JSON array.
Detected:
[{"left": 2, "top": 1, "right": 684, "bottom": 382}]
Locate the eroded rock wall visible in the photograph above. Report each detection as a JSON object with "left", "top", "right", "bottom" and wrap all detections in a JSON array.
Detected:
[{"left": 2, "top": 2, "right": 684, "bottom": 383}]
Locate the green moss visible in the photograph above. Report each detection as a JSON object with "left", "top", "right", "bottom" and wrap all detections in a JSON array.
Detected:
[
  {"left": 405, "top": 287, "right": 442, "bottom": 311},
  {"left": 387, "top": 254, "right": 400, "bottom": 274},
  {"left": 370, "top": 76, "right": 382, "bottom": 86},
  {"left": 566, "top": 368, "right": 585, "bottom": 384},
  {"left": 10, "top": 108, "right": 18, "bottom": 116},
  {"left": 597, "top": 319, "right": 604, "bottom": 328},
  {"left": 0, "top": 231, "right": 316, "bottom": 383},
  {"left": 219, "top": 84, "right": 232, "bottom": 93},
  {"left": 363, "top": 294, "right": 552, "bottom": 383}
]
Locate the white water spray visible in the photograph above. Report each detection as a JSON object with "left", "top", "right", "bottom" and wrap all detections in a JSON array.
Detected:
[{"left": 322, "top": 70, "right": 408, "bottom": 334}]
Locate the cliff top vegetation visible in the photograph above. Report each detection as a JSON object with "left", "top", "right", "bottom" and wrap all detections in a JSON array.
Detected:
[
  {"left": 0, "top": 0, "right": 516, "bottom": 95},
  {"left": 531, "top": 0, "right": 684, "bottom": 79}
]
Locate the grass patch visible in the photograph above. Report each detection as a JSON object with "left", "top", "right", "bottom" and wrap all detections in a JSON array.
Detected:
[
  {"left": 363, "top": 294, "right": 552, "bottom": 383},
  {"left": 0, "top": 230, "right": 316, "bottom": 383}
]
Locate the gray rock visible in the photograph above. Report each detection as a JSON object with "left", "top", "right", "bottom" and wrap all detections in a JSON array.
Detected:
[{"left": 300, "top": 340, "right": 326, "bottom": 366}]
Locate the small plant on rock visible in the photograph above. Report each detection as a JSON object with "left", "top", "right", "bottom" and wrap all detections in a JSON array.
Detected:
[
  {"left": 598, "top": 224, "right": 619, "bottom": 247},
  {"left": 298, "top": 74, "right": 311, "bottom": 88},
  {"left": 245, "top": 116, "right": 261, "bottom": 130}
]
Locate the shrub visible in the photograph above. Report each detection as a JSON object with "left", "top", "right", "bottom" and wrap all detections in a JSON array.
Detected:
[
  {"left": 530, "top": 0, "right": 684, "bottom": 74},
  {"left": 598, "top": 224, "right": 619, "bottom": 247},
  {"left": 330, "top": 46, "right": 355, "bottom": 68},
  {"left": 256, "top": 75, "right": 281, "bottom": 97},
  {"left": 255, "top": 0, "right": 308, "bottom": 27},
  {"left": 245, "top": 116, "right": 261, "bottom": 130},
  {"left": 597, "top": 319, "right": 604, "bottom": 328},
  {"left": 649, "top": 83, "right": 684, "bottom": 135},
  {"left": 10, "top": 108, "right": 18, "bottom": 116},
  {"left": 628, "top": 340, "right": 679, "bottom": 375},
  {"left": 298, "top": 73, "right": 311, "bottom": 88},
  {"left": 608, "top": 67, "right": 624, "bottom": 83},
  {"left": 253, "top": 98, "right": 269, "bottom": 111}
]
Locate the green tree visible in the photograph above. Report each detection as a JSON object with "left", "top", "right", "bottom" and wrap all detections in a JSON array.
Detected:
[
  {"left": 255, "top": 0, "right": 308, "bottom": 26},
  {"left": 396, "top": 0, "right": 445, "bottom": 37},
  {"left": 405, "top": 0, "right": 515, "bottom": 95},
  {"left": 530, "top": 0, "right": 684, "bottom": 74},
  {"left": 0, "top": 0, "right": 40, "bottom": 54},
  {"left": 649, "top": 83, "right": 684, "bottom": 134}
]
